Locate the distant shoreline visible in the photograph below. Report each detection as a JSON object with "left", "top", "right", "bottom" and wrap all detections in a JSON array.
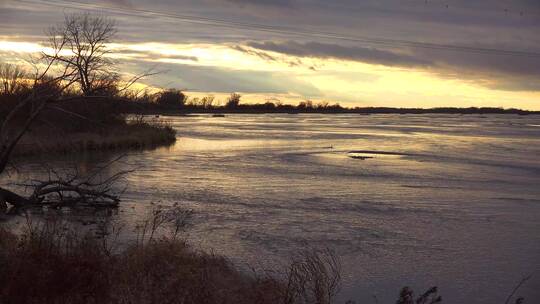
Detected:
[{"left": 134, "top": 106, "right": 540, "bottom": 116}]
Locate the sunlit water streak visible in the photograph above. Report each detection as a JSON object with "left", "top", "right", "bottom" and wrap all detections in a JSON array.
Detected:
[{"left": 4, "top": 114, "right": 540, "bottom": 303}]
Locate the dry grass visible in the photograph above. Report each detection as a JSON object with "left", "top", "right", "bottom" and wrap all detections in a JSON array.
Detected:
[
  {"left": 1, "top": 213, "right": 531, "bottom": 304},
  {"left": 0, "top": 97, "right": 176, "bottom": 157},
  {"left": 0, "top": 215, "right": 266, "bottom": 304},
  {"left": 0, "top": 205, "right": 349, "bottom": 304},
  {"left": 14, "top": 119, "right": 176, "bottom": 156}
]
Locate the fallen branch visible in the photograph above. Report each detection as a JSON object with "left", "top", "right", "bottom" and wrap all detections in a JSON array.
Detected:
[
  {"left": 504, "top": 275, "right": 531, "bottom": 304},
  {"left": 0, "top": 187, "right": 32, "bottom": 208},
  {"left": 1, "top": 155, "right": 132, "bottom": 210}
]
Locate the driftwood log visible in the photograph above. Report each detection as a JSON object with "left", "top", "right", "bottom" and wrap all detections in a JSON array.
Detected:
[
  {"left": 0, "top": 179, "right": 121, "bottom": 209},
  {"left": 0, "top": 155, "right": 130, "bottom": 210},
  {"left": 0, "top": 187, "right": 31, "bottom": 208}
]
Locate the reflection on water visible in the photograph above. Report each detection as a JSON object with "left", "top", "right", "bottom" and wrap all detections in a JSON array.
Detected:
[{"left": 4, "top": 114, "right": 540, "bottom": 303}]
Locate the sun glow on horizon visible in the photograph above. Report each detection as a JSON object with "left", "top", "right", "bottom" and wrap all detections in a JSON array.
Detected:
[{"left": 1, "top": 39, "right": 539, "bottom": 110}]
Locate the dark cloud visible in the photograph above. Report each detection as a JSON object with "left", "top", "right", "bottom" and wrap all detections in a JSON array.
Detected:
[
  {"left": 121, "top": 60, "right": 321, "bottom": 96},
  {"left": 414, "top": 47, "right": 540, "bottom": 91},
  {"left": 246, "top": 41, "right": 432, "bottom": 68},
  {"left": 230, "top": 45, "right": 278, "bottom": 62},
  {"left": 244, "top": 40, "right": 540, "bottom": 91},
  {"left": 231, "top": 45, "right": 309, "bottom": 67},
  {"left": 113, "top": 48, "right": 198, "bottom": 61},
  {"left": 102, "top": 0, "right": 132, "bottom": 7},
  {"left": 156, "top": 54, "right": 198, "bottom": 61},
  {"left": 1, "top": 0, "right": 539, "bottom": 96},
  {"left": 222, "top": 0, "right": 293, "bottom": 7}
]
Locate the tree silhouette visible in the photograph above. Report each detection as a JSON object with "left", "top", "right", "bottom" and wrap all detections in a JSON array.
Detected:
[
  {"left": 226, "top": 93, "right": 241, "bottom": 108},
  {"left": 45, "top": 13, "right": 117, "bottom": 96}
]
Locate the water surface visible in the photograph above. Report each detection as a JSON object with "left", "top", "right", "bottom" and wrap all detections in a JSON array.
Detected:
[{"left": 6, "top": 114, "right": 540, "bottom": 303}]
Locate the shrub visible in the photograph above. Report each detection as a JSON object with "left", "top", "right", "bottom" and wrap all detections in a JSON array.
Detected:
[
  {"left": 226, "top": 93, "right": 241, "bottom": 108},
  {"left": 0, "top": 211, "right": 341, "bottom": 304},
  {"left": 156, "top": 89, "right": 186, "bottom": 108},
  {"left": 0, "top": 62, "right": 28, "bottom": 96}
]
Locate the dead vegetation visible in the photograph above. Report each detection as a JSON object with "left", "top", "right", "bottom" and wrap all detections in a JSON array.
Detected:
[
  {"left": 0, "top": 150, "right": 138, "bottom": 211},
  {"left": 0, "top": 203, "right": 533, "bottom": 304},
  {"left": 13, "top": 116, "right": 176, "bottom": 157},
  {"left": 0, "top": 13, "right": 173, "bottom": 211},
  {"left": 0, "top": 12, "right": 172, "bottom": 159},
  {"left": 0, "top": 207, "right": 342, "bottom": 304},
  {"left": 6, "top": 155, "right": 132, "bottom": 210}
]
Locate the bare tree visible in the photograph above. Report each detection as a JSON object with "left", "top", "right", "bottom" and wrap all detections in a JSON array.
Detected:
[
  {"left": 201, "top": 96, "right": 215, "bottom": 109},
  {"left": 45, "top": 13, "right": 117, "bottom": 96},
  {"left": 0, "top": 48, "right": 79, "bottom": 208},
  {"left": 0, "top": 12, "right": 158, "bottom": 212},
  {"left": 0, "top": 62, "right": 27, "bottom": 95},
  {"left": 0, "top": 48, "right": 79, "bottom": 175},
  {"left": 0, "top": 15, "right": 124, "bottom": 210},
  {"left": 0, "top": 60, "right": 129, "bottom": 210},
  {"left": 226, "top": 93, "right": 241, "bottom": 108},
  {"left": 0, "top": 61, "right": 74, "bottom": 207}
]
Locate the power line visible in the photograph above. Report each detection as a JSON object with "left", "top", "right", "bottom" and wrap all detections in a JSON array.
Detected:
[
  {"left": 16, "top": 0, "right": 540, "bottom": 58},
  {"left": 319, "top": 0, "right": 540, "bottom": 18}
]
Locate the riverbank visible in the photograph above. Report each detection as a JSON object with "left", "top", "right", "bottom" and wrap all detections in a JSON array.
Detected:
[
  {"left": 14, "top": 119, "right": 176, "bottom": 157},
  {"left": 0, "top": 225, "right": 275, "bottom": 303},
  {"left": 1, "top": 98, "right": 177, "bottom": 157},
  {"left": 125, "top": 101, "right": 540, "bottom": 115},
  {"left": 0, "top": 216, "right": 344, "bottom": 304}
]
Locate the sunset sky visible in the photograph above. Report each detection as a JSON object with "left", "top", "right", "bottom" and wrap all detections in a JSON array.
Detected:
[{"left": 1, "top": 0, "right": 540, "bottom": 109}]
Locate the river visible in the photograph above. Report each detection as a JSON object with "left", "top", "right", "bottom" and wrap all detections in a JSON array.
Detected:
[{"left": 5, "top": 114, "right": 540, "bottom": 303}]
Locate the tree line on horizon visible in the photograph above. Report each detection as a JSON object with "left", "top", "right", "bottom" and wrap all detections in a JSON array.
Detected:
[
  {"left": 136, "top": 89, "right": 538, "bottom": 114},
  {"left": 2, "top": 63, "right": 535, "bottom": 115},
  {"left": 0, "top": 11, "right": 537, "bottom": 116}
]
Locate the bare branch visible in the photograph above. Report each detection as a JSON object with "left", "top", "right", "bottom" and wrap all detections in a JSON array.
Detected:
[
  {"left": 505, "top": 275, "right": 532, "bottom": 304},
  {"left": 46, "top": 12, "right": 118, "bottom": 96},
  {"left": 0, "top": 63, "right": 28, "bottom": 95},
  {"left": 1, "top": 156, "right": 131, "bottom": 210}
]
